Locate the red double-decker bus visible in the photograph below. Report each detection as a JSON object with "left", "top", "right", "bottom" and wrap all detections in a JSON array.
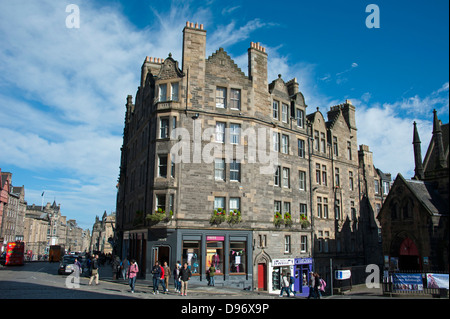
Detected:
[{"left": 5, "top": 241, "right": 25, "bottom": 266}]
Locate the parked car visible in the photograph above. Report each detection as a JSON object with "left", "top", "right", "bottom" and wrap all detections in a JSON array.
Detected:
[{"left": 58, "top": 255, "right": 80, "bottom": 275}]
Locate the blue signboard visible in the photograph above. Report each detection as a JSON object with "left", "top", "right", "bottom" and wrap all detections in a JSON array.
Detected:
[{"left": 392, "top": 273, "right": 423, "bottom": 291}]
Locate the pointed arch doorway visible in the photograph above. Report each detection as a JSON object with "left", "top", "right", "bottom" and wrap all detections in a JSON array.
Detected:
[{"left": 398, "top": 237, "right": 421, "bottom": 271}]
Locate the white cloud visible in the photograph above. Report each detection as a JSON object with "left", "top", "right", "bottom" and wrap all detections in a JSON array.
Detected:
[
  {"left": 0, "top": 1, "right": 276, "bottom": 228},
  {"left": 352, "top": 83, "right": 448, "bottom": 179}
]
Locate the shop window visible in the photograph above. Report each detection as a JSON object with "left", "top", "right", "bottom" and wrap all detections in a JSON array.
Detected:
[
  {"left": 229, "top": 241, "right": 247, "bottom": 274},
  {"left": 182, "top": 241, "right": 201, "bottom": 275},
  {"left": 206, "top": 238, "right": 224, "bottom": 275}
]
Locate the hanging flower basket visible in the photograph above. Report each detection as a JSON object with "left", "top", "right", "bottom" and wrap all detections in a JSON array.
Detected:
[
  {"left": 273, "top": 211, "right": 284, "bottom": 227},
  {"left": 210, "top": 208, "right": 226, "bottom": 225},
  {"left": 227, "top": 209, "right": 242, "bottom": 224}
]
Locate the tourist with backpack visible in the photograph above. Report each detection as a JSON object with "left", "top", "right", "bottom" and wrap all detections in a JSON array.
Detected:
[
  {"left": 279, "top": 273, "right": 291, "bottom": 297},
  {"left": 288, "top": 272, "right": 296, "bottom": 296}
]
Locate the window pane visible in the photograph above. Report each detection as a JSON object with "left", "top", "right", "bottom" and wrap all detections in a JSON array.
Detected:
[
  {"left": 214, "top": 159, "right": 225, "bottom": 180},
  {"left": 159, "top": 84, "right": 167, "bottom": 101},
  {"left": 230, "top": 160, "right": 240, "bottom": 181},
  {"left": 158, "top": 155, "right": 167, "bottom": 177},
  {"left": 282, "top": 167, "right": 290, "bottom": 188},
  {"left": 273, "top": 132, "right": 279, "bottom": 152},
  {"left": 156, "top": 194, "right": 166, "bottom": 211},
  {"left": 297, "top": 109, "right": 304, "bottom": 127},
  {"left": 214, "top": 197, "right": 225, "bottom": 210},
  {"left": 273, "top": 101, "right": 279, "bottom": 119},
  {"left": 230, "top": 89, "right": 241, "bottom": 109},
  {"left": 298, "top": 139, "right": 305, "bottom": 157},
  {"left": 230, "top": 124, "right": 240, "bottom": 144},
  {"left": 160, "top": 118, "right": 169, "bottom": 138},
  {"left": 216, "top": 122, "right": 225, "bottom": 143},
  {"left": 282, "top": 135, "right": 289, "bottom": 154},
  {"left": 229, "top": 197, "right": 240, "bottom": 211},
  {"left": 216, "top": 87, "right": 227, "bottom": 108},
  {"left": 282, "top": 103, "right": 288, "bottom": 122},
  {"left": 171, "top": 82, "right": 179, "bottom": 101}
]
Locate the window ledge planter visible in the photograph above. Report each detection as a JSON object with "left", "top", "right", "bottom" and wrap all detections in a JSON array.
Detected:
[
  {"left": 273, "top": 212, "right": 284, "bottom": 227},
  {"left": 146, "top": 208, "right": 173, "bottom": 224},
  {"left": 283, "top": 212, "right": 293, "bottom": 227},
  {"left": 300, "top": 214, "right": 311, "bottom": 229},
  {"left": 210, "top": 208, "right": 226, "bottom": 225},
  {"left": 227, "top": 210, "right": 242, "bottom": 225}
]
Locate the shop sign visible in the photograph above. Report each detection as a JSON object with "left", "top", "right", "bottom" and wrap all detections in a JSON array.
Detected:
[
  {"left": 272, "top": 258, "right": 295, "bottom": 267},
  {"left": 335, "top": 270, "right": 352, "bottom": 280},
  {"left": 295, "top": 257, "right": 312, "bottom": 265},
  {"left": 207, "top": 236, "right": 224, "bottom": 241}
]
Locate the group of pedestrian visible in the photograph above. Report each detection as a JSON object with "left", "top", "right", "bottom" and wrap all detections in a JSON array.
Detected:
[
  {"left": 152, "top": 261, "right": 192, "bottom": 296},
  {"left": 279, "top": 271, "right": 326, "bottom": 298}
]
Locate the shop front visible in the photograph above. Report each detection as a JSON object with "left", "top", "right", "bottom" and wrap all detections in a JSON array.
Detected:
[
  {"left": 269, "top": 258, "right": 295, "bottom": 295},
  {"left": 146, "top": 228, "right": 253, "bottom": 289},
  {"left": 294, "top": 257, "right": 313, "bottom": 297}
]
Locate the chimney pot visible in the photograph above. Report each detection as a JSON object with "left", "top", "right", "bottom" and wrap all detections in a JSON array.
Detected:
[{"left": 200, "top": 24, "right": 204, "bottom": 30}]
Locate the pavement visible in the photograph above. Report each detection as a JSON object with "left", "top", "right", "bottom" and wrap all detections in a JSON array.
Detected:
[{"left": 95, "top": 263, "right": 276, "bottom": 298}]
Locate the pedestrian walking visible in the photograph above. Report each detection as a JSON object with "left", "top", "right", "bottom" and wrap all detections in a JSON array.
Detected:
[
  {"left": 88, "top": 254, "right": 100, "bottom": 286},
  {"left": 279, "top": 273, "right": 290, "bottom": 297},
  {"left": 179, "top": 262, "right": 192, "bottom": 296},
  {"left": 112, "top": 256, "right": 121, "bottom": 279},
  {"left": 208, "top": 265, "right": 216, "bottom": 287},
  {"left": 288, "top": 272, "right": 296, "bottom": 296},
  {"left": 314, "top": 272, "right": 322, "bottom": 299},
  {"left": 307, "top": 272, "right": 315, "bottom": 299},
  {"left": 151, "top": 261, "right": 162, "bottom": 294},
  {"left": 163, "top": 261, "right": 171, "bottom": 292},
  {"left": 173, "top": 261, "right": 181, "bottom": 293},
  {"left": 159, "top": 262, "right": 167, "bottom": 294},
  {"left": 128, "top": 259, "right": 139, "bottom": 293},
  {"left": 74, "top": 257, "right": 82, "bottom": 273},
  {"left": 121, "top": 257, "right": 130, "bottom": 280}
]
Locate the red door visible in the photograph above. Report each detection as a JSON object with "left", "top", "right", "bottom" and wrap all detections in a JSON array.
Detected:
[{"left": 258, "top": 263, "right": 267, "bottom": 290}]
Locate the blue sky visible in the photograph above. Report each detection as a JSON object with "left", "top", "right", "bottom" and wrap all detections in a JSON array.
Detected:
[{"left": 0, "top": 0, "right": 448, "bottom": 230}]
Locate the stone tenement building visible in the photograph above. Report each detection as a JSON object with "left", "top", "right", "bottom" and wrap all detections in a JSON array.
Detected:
[
  {"left": 90, "top": 211, "right": 116, "bottom": 255},
  {"left": 116, "top": 22, "right": 388, "bottom": 293}
]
